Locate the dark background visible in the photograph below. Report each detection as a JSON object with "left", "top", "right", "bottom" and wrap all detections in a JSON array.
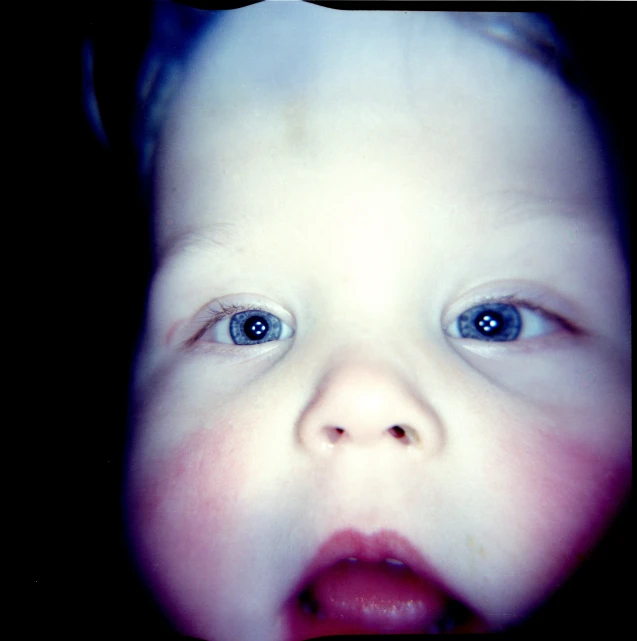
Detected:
[{"left": 31, "top": 2, "right": 631, "bottom": 639}]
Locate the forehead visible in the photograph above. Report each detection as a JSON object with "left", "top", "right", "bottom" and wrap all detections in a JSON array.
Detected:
[
  {"left": 162, "top": 6, "right": 581, "bottom": 132},
  {"left": 154, "top": 5, "right": 610, "bottom": 256},
  {"left": 164, "top": 7, "right": 560, "bottom": 139}
]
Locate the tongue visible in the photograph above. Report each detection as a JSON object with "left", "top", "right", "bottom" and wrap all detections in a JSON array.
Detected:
[{"left": 310, "top": 559, "right": 447, "bottom": 634}]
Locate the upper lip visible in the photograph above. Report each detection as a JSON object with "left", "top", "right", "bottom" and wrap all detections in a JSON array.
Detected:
[{"left": 289, "top": 528, "right": 454, "bottom": 598}]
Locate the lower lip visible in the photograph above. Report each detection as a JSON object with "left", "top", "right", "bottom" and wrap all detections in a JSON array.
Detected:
[
  {"left": 281, "top": 529, "right": 486, "bottom": 639},
  {"left": 284, "top": 598, "right": 487, "bottom": 639}
]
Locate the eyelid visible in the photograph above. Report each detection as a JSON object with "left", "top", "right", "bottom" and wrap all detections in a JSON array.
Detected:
[
  {"left": 183, "top": 298, "right": 295, "bottom": 348},
  {"left": 443, "top": 294, "right": 574, "bottom": 339}
]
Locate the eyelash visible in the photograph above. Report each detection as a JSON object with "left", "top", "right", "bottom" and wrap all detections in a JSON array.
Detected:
[
  {"left": 184, "top": 303, "right": 259, "bottom": 348},
  {"left": 445, "top": 294, "right": 575, "bottom": 340},
  {"left": 471, "top": 295, "right": 557, "bottom": 320},
  {"left": 184, "top": 295, "right": 575, "bottom": 349}
]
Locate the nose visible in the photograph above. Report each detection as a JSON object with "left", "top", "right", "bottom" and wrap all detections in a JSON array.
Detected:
[{"left": 296, "top": 361, "right": 443, "bottom": 454}]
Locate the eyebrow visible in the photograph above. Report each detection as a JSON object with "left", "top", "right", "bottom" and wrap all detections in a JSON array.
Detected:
[
  {"left": 474, "top": 189, "right": 608, "bottom": 233},
  {"left": 156, "top": 189, "right": 608, "bottom": 270},
  {"left": 156, "top": 222, "right": 237, "bottom": 267}
]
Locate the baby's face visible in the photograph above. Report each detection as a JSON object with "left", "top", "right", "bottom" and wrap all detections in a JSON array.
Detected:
[{"left": 125, "top": 5, "right": 631, "bottom": 640}]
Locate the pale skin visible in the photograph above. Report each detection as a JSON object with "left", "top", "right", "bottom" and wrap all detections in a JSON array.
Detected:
[{"left": 125, "top": 4, "right": 631, "bottom": 640}]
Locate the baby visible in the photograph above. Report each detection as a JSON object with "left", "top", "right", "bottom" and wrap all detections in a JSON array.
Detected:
[{"left": 114, "top": 3, "right": 632, "bottom": 639}]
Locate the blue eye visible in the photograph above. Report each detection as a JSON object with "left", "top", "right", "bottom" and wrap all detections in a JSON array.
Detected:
[
  {"left": 229, "top": 310, "right": 284, "bottom": 345},
  {"left": 195, "top": 304, "right": 295, "bottom": 347},
  {"left": 457, "top": 303, "right": 522, "bottom": 341}
]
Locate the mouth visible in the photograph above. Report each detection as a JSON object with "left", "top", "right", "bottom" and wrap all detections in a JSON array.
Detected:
[{"left": 283, "top": 529, "right": 486, "bottom": 638}]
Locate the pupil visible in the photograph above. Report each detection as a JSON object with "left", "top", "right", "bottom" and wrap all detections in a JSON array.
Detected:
[
  {"left": 244, "top": 315, "right": 269, "bottom": 341},
  {"left": 475, "top": 310, "right": 504, "bottom": 336}
]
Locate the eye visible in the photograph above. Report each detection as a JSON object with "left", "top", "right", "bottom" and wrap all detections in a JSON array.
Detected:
[
  {"left": 448, "top": 301, "right": 558, "bottom": 342},
  {"left": 199, "top": 306, "right": 295, "bottom": 346}
]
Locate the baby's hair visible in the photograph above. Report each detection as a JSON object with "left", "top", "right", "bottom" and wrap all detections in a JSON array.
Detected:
[
  {"left": 83, "top": 2, "right": 214, "bottom": 190},
  {"left": 132, "top": 4, "right": 217, "bottom": 187},
  {"left": 451, "top": 12, "right": 575, "bottom": 83}
]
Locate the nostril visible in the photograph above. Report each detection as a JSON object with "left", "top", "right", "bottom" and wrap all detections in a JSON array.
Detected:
[
  {"left": 389, "top": 425, "right": 406, "bottom": 439},
  {"left": 320, "top": 425, "right": 420, "bottom": 446},
  {"left": 325, "top": 426, "right": 346, "bottom": 443},
  {"left": 388, "top": 425, "right": 420, "bottom": 445}
]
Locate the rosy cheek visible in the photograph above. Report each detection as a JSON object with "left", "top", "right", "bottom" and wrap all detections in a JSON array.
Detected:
[
  {"left": 529, "top": 426, "right": 629, "bottom": 540},
  {"left": 126, "top": 426, "right": 247, "bottom": 636},
  {"left": 482, "top": 420, "right": 631, "bottom": 621}
]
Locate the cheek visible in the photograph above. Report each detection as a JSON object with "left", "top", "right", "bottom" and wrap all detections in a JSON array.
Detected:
[
  {"left": 126, "top": 425, "right": 250, "bottom": 638},
  {"left": 513, "top": 429, "right": 629, "bottom": 550},
  {"left": 474, "top": 417, "right": 631, "bottom": 625}
]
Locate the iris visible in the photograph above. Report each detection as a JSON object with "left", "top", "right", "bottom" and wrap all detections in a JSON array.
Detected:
[
  {"left": 229, "top": 310, "right": 283, "bottom": 345},
  {"left": 457, "top": 303, "right": 521, "bottom": 341}
]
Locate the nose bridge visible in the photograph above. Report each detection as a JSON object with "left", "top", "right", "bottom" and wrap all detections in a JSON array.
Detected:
[{"left": 296, "top": 356, "right": 444, "bottom": 453}]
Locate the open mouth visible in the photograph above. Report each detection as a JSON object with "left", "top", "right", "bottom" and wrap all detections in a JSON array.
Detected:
[{"left": 284, "top": 529, "right": 486, "bottom": 638}]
